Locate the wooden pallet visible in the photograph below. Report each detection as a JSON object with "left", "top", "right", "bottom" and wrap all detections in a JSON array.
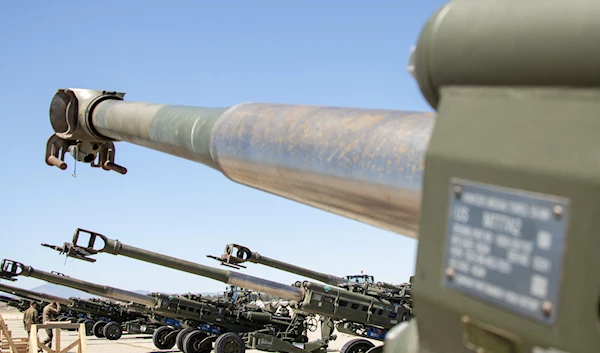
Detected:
[
  {"left": 0, "top": 314, "right": 28, "bottom": 353},
  {"left": 28, "top": 322, "right": 87, "bottom": 353}
]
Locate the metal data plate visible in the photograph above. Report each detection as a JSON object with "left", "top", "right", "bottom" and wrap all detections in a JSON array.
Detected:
[{"left": 442, "top": 179, "right": 570, "bottom": 325}]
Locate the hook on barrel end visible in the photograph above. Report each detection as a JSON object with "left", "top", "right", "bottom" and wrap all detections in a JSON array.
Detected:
[
  {"left": 41, "top": 242, "right": 97, "bottom": 263},
  {"left": 93, "top": 142, "right": 127, "bottom": 175},
  {"left": 206, "top": 244, "right": 251, "bottom": 270},
  {"left": 45, "top": 135, "right": 128, "bottom": 175},
  {"left": 45, "top": 134, "right": 72, "bottom": 170}
]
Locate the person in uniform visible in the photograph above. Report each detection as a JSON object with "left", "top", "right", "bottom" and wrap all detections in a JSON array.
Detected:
[
  {"left": 41, "top": 302, "right": 61, "bottom": 349},
  {"left": 22, "top": 302, "right": 38, "bottom": 337}
]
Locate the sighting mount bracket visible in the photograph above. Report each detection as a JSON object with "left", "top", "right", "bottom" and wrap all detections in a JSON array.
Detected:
[
  {"left": 41, "top": 242, "right": 96, "bottom": 263},
  {"left": 40, "top": 227, "right": 119, "bottom": 263},
  {"left": 0, "top": 274, "right": 16, "bottom": 282},
  {"left": 206, "top": 243, "right": 253, "bottom": 270}
]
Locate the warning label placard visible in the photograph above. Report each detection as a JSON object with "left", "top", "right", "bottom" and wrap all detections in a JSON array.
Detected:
[{"left": 442, "top": 179, "right": 569, "bottom": 325}]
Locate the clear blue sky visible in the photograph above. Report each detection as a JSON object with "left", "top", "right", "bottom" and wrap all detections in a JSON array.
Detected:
[{"left": 0, "top": 1, "right": 445, "bottom": 295}]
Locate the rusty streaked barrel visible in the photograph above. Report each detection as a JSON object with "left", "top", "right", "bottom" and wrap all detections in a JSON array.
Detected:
[{"left": 48, "top": 90, "right": 435, "bottom": 239}]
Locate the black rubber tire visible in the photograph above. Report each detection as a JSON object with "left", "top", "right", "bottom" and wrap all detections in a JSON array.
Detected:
[
  {"left": 93, "top": 321, "right": 107, "bottom": 338},
  {"left": 214, "top": 332, "right": 245, "bottom": 353},
  {"left": 57, "top": 316, "right": 66, "bottom": 321},
  {"left": 182, "top": 330, "right": 211, "bottom": 353},
  {"left": 152, "top": 326, "right": 176, "bottom": 350},
  {"left": 340, "top": 339, "right": 375, "bottom": 353},
  {"left": 177, "top": 328, "right": 195, "bottom": 352},
  {"left": 76, "top": 318, "right": 86, "bottom": 324},
  {"left": 83, "top": 320, "right": 95, "bottom": 336},
  {"left": 103, "top": 321, "right": 123, "bottom": 340},
  {"left": 68, "top": 317, "right": 78, "bottom": 331},
  {"left": 366, "top": 345, "right": 383, "bottom": 353}
]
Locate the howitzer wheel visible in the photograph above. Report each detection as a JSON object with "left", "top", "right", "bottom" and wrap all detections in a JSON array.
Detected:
[
  {"left": 76, "top": 318, "right": 86, "bottom": 324},
  {"left": 182, "top": 330, "right": 211, "bottom": 353},
  {"left": 365, "top": 345, "right": 383, "bottom": 353},
  {"left": 57, "top": 315, "right": 66, "bottom": 321},
  {"left": 66, "top": 317, "right": 78, "bottom": 331},
  {"left": 305, "top": 317, "right": 318, "bottom": 332},
  {"left": 340, "top": 339, "right": 375, "bottom": 353},
  {"left": 152, "top": 326, "right": 176, "bottom": 350},
  {"left": 83, "top": 319, "right": 95, "bottom": 336},
  {"left": 93, "top": 321, "right": 107, "bottom": 338},
  {"left": 214, "top": 332, "right": 245, "bottom": 353},
  {"left": 176, "top": 328, "right": 195, "bottom": 352},
  {"left": 103, "top": 321, "right": 122, "bottom": 340}
]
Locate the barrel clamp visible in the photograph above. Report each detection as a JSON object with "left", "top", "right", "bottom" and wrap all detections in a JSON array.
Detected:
[
  {"left": 41, "top": 227, "right": 115, "bottom": 263},
  {"left": 50, "top": 271, "right": 70, "bottom": 277},
  {"left": 0, "top": 260, "right": 25, "bottom": 280},
  {"left": 45, "top": 88, "right": 128, "bottom": 175},
  {"left": 46, "top": 136, "right": 127, "bottom": 175},
  {"left": 207, "top": 243, "right": 253, "bottom": 270}
]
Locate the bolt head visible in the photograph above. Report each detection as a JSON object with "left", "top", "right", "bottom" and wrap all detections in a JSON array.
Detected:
[
  {"left": 542, "top": 301, "right": 553, "bottom": 316},
  {"left": 454, "top": 186, "right": 462, "bottom": 198},
  {"left": 445, "top": 267, "right": 455, "bottom": 280},
  {"left": 553, "top": 205, "right": 563, "bottom": 218}
]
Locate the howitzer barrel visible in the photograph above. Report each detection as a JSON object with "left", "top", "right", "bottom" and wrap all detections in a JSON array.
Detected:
[
  {"left": 53, "top": 229, "right": 304, "bottom": 302},
  {"left": 0, "top": 293, "right": 36, "bottom": 307},
  {"left": 0, "top": 295, "right": 17, "bottom": 302},
  {"left": 49, "top": 91, "right": 434, "bottom": 239},
  {"left": 245, "top": 253, "right": 346, "bottom": 286},
  {"left": 111, "top": 238, "right": 304, "bottom": 302},
  {"left": 0, "top": 282, "right": 72, "bottom": 306},
  {"left": 218, "top": 244, "right": 347, "bottom": 286},
  {"left": 5, "top": 262, "right": 156, "bottom": 307},
  {"left": 49, "top": 231, "right": 411, "bottom": 329},
  {"left": 0, "top": 295, "right": 29, "bottom": 311},
  {"left": 0, "top": 295, "right": 23, "bottom": 305}
]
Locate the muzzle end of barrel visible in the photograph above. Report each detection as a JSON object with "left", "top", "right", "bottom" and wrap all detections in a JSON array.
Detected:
[{"left": 46, "top": 88, "right": 129, "bottom": 176}]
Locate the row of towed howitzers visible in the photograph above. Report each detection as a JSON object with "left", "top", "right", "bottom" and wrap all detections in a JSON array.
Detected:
[
  {"left": 0, "top": 228, "right": 413, "bottom": 353},
  {"left": 0, "top": 290, "right": 165, "bottom": 338}
]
